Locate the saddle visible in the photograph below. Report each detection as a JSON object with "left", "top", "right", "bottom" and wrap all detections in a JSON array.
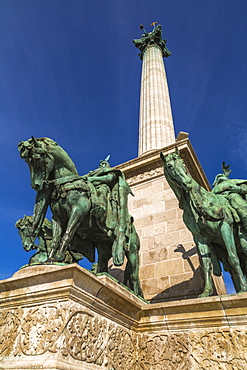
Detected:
[{"left": 50, "top": 175, "right": 90, "bottom": 200}]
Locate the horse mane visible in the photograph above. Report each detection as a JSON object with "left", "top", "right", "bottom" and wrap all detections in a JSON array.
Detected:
[
  {"left": 162, "top": 152, "right": 212, "bottom": 211},
  {"left": 163, "top": 153, "right": 186, "bottom": 204},
  {"left": 163, "top": 165, "right": 182, "bottom": 202},
  {"left": 42, "top": 138, "right": 78, "bottom": 174}
]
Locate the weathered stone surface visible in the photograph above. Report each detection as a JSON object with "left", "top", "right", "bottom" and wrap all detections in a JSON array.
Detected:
[{"left": 0, "top": 265, "right": 246, "bottom": 369}]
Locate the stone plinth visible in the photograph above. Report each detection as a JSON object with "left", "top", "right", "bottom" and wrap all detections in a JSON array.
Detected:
[
  {"left": 115, "top": 137, "right": 226, "bottom": 302},
  {"left": 0, "top": 264, "right": 141, "bottom": 370},
  {"left": 0, "top": 264, "right": 246, "bottom": 369}
]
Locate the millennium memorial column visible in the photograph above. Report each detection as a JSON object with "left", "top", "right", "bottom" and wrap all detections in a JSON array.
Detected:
[
  {"left": 112, "top": 23, "right": 226, "bottom": 302},
  {"left": 133, "top": 24, "right": 175, "bottom": 156}
]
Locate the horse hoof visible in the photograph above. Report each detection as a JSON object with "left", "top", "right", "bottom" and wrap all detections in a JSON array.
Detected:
[
  {"left": 198, "top": 290, "right": 213, "bottom": 298},
  {"left": 45, "top": 257, "right": 57, "bottom": 263},
  {"left": 113, "top": 252, "right": 124, "bottom": 266},
  {"left": 54, "top": 251, "right": 66, "bottom": 262}
]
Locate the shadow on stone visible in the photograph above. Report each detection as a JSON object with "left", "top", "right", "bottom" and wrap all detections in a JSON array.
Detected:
[
  {"left": 150, "top": 267, "right": 205, "bottom": 303},
  {"left": 150, "top": 244, "right": 218, "bottom": 303}
]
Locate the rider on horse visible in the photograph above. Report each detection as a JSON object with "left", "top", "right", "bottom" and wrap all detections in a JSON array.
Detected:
[
  {"left": 83, "top": 156, "right": 118, "bottom": 218},
  {"left": 83, "top": 156, "right": 134, "bottom": 266},
  {"left": 212, "top": 163, "right": 247, "bottom": 230}
]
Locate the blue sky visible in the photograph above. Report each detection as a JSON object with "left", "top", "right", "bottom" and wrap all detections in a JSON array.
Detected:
[{"left": 0, "top": 1, "right": 247, "bottom": 294}]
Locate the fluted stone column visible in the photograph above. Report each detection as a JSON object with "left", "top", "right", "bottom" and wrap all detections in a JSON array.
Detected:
[{"left": 134, "top": 25, "right": 175, "bottom": 156}]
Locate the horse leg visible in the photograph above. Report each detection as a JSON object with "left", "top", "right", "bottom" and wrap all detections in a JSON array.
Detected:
[
  {"left": 220, "top": 253, "right": 241, "bottom": 293},
  {"left": 125, "top": 252, "right": 143, "bottom": 297},
  {"left": 55, "top": 192, "right": 91, "bottom": 262},
  {"left": 97, "top": 244, "right": 111, "bottom": 273},
  {"left": 123, "top": 260, "right": 131, "bottom": 287},
  {"left": 195, "top": 236, "right": 214, "bottom": 297},
  {"left": 221, "top": 222, "right": 247, "bottom": 293},
  {"left": 229, "top": 269, "right": 241, "bottom": 293},
  {"left": 124, "top": 231, "right": 144, "bottom": 297},
  {"left": 48, "top": 218, "right": 63, "bottom": 260},
  {"left": 55, "top": 203, "right": 89, "bottom": 262},
  {"left": 238, "top": 227, "right": 247, "bottom": 256}
]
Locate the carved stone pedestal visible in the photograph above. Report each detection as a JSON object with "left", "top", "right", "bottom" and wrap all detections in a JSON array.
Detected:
[
  {"left": 0, "top": 264, "right": 247, "bottom": 369},
  {"left": 0, "top": 264, "right": 142, "bottom": 370}
]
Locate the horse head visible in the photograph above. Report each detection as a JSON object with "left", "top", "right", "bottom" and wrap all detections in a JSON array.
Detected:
[
  {"left": 160, "top": 150, "right": 192, "bottom": 191},
  {"left": 15, "top": 215, "right": 36, "bottom": 251},
  {"left": 19, "top": 137, "right": 79, "bottom": 191},
  {"left": 18, "top": 137, "right": 56, "bottom": 191}
]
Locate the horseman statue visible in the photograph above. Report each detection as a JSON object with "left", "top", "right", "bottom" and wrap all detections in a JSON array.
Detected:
[
  {"left": 212, "top": 161, "right": 247, "bottom": 230},
  {"left": 82, "top": 155, "right": 133, "bottom": 265},
  {"left": 161, "top": 150, "right": 247, "bottom": 297},
  {"left": 17, "top": 137, "right": 143, "bottom": 297}
]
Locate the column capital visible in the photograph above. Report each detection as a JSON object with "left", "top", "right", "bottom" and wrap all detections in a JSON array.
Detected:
[{"left": 133, "top": 24, "right": 171, "bottom": 60}]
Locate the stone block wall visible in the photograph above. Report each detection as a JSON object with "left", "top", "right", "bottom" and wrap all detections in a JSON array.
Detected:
[{"left": 128, "top": 175, "right": 203, "bottom": 302}]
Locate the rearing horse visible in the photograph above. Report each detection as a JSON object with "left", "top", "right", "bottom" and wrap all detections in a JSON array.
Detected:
[
  {"left": 18, "top": 137, "right": 143, "bottom": 297},
  {"left": 160, "top": 150, "right": 247, "bottom": 297}
]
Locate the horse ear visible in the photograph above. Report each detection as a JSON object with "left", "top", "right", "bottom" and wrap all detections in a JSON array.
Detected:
[
  {"left": 160, "top": 152, "right": 165, "bottom": 162},
  {"left": 175, "top": 147, "right": 180, "bottom": 155}
]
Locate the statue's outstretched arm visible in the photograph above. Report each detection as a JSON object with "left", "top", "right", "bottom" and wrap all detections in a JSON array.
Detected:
[{"left": 87, "top": 173, "right": 116, "bottom": 184}]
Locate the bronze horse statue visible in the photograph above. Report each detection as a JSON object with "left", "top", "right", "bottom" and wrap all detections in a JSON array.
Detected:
[
  {"left": 18, "top": 137, "right": 143, "bottom": 297},
  {"left": 15, "top": 215, "right": 52, "bottom": 264},
  {"left": 160, "top": 150, "right": 247, "bottom": 296},
  {"left": 15, "top": 215, "right": 85, "bottom": 264}
]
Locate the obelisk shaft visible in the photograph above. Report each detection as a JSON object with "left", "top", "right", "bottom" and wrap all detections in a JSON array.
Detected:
[{"left": 133, "top": 25, "right": 175, "bottom": 156}]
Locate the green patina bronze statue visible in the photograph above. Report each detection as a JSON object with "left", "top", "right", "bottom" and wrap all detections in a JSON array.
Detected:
[
  {"left": 18, "top": 137, "right": 143, "bottom": 297},
  {"left": 133, "top": 23, "right": 171, "bottom": 60},
  {"left": 16, "top": 215, "right": 53, "bottom": 265},
  {"left": 160, "top": 150, "right": 247, "bottom": 296},
  {"left": 212, "top": 162, "right": 247, "bottom": 229},
  {"left": 16, "top": 215, "right": 85, "bottom": 264}
]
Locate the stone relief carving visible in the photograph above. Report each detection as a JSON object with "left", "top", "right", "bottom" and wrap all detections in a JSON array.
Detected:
[
  {"left": 0, "top": 304, "right": 247, "bottom": 369},
  {"left": 125, "top": 161, "right": 163, "bottom": 185},
  {"left": 107, "top": 326, "right": 138, "bottom": 369},
  {"left": 20, "top": 305, "right": 67, "bottom": 355},
  {"left": 190, "top": 329, "right": 247, "bottom": 369},
  {"left": 63, "top": 312, "right": 108, "bottom": 365},
  {"left": 0, "top": 308, "right": 22, "bottom": 356},
  {"left": 138, "top": 333, "right": 190, "bottom": 370}
]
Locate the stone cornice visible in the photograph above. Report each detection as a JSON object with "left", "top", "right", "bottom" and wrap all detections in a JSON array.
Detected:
[
  {"left": 115, "top": 138, "right": 211, "bottom": 190},
  {"left": 1, "top": 264, "right": 247, "bottom": 334}
]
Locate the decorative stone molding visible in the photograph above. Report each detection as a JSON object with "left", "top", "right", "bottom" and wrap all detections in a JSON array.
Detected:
[
  {"left": 1, "top": 303, "right": 247, "bottom": 369},
  {"left": 125, "top": 160, "right": 163, "bottom": 185},
  {"left": 0, "top": 303, "right": 138, "bottom": 369},
  {"left": 64, "top": 311, "right": 108, "bottom": 365},
  {"left": 115, "top": 139, "right": 211, "bottom": 190},
  {"left": 190, "top": 328, "right": 247, "bottom": 369},
  {"left": 0, "top": 266, "right": 246, "bottom": 369}
]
